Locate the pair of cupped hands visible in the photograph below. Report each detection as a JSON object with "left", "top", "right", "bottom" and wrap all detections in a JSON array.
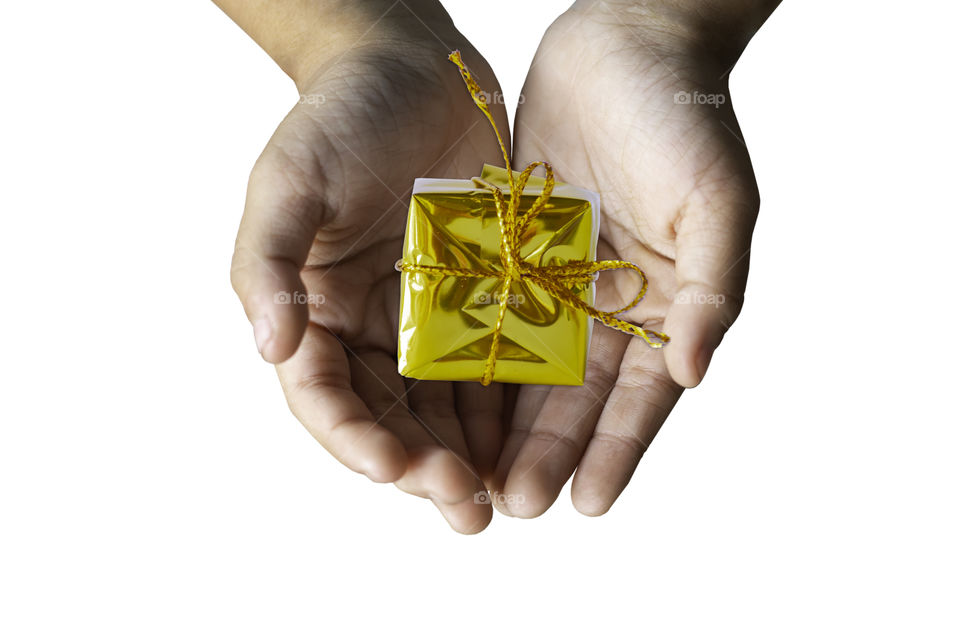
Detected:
[{"left": 228, "top": 0, "right": 762, "bottom": 533}]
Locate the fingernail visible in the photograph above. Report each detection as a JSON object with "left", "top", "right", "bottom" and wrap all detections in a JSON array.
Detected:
[{"left": 253, "top": 317, "right": 273, "bottom": 355}]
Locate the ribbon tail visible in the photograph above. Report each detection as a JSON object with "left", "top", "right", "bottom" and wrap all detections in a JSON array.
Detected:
[
  {"left": 448, "top": 51, "right": 513, "bottom": 185},
  {"left": 481, "top": 276, "right": 514, "bottom": 385},
  {"left": 532, "top": 276, "right": 670, "bottom": 348}
]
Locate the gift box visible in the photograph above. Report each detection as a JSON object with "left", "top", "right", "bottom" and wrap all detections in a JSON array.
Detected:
[
  {"left": 397, "top": 164, "right": 601, "bottom": 385},
  {"left": 395, "top": 50, "right": 667, "bottom": 387}
]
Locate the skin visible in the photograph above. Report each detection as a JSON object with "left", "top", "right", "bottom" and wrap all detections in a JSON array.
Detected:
[
  {"left": 215, "top": 0, "right": 779, "bottom": 532},
  {"left": 220, "top": 1, "right": 511, "bottom": 533},
  {"left": 494, "top": 0, "right": 777, "bottom": 517}
]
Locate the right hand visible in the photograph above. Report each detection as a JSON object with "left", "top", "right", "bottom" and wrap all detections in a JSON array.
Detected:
[{"left": 229, "top": 8, "right": 510, "bottom": 534}]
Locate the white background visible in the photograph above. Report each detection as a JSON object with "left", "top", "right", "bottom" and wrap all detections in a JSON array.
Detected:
[{"left": 2, "top": 1, "right": 959, "bottom": 638}]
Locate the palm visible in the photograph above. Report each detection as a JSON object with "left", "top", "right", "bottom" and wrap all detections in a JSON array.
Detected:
[
  {"left": 232, "top": 40, "right": 511, "bottom": 533},
  {"left": 493, "top": 13, "right": 760, "bottom": 516},
  {"left": 289, "top": 47, "right": 505, "bottom": 354}
]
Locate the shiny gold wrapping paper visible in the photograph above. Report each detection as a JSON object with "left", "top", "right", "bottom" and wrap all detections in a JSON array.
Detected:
[{"left": 398, "top": 164, "right": 600, "bottom": 385}]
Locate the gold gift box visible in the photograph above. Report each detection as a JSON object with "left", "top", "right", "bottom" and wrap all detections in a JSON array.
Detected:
[{"left": 397, "top": 164, "right": 600, "bottom": 385}]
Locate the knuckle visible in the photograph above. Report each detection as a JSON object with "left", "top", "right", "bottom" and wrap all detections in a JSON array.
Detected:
[
  {"left": 522, "top": 429, "right": 585, "bottom": 459},
  {"left": 228, "top": 249, "right": 254, "bottom": 296},
  {"left": 590, "top": 429, "right": 649, "bottom": 461},
  {"left": 584, "top": 356, "right": 621, "bottom": 397},
  {"left": 619, "top": 362, "right": 677, "bottom": 394},
  {"left": 248, "top": 146, "right": 328, "bottom": 225},
  {"left": 288, "top": 370, "right": 352, "bottom": 398},
  {"left": 615, "top": 365, "right": 681, "bottom": 417}
]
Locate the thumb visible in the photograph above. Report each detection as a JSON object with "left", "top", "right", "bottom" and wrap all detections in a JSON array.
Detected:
[
  {"left": 230, "top": 139, "right": 325, "bottom": 364},
  {"left": 663, "top": 188, "right": 759, "bottom": 388}
]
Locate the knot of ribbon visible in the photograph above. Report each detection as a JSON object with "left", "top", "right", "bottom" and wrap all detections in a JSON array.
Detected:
[{"left": 397, "top": 50, "right": 669, "bottom": 386}]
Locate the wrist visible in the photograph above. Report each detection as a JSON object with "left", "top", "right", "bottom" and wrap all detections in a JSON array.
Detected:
[
  {"left": 215, "top": 0, "right": 457, "bottom": 90},
  {"left": 292, "top": 1, "right": 462, "bottom": 90},
  {"left": 568, "top": 0, "right": 779, "bottom": 65}
]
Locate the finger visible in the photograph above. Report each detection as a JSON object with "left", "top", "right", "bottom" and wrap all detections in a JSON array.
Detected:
[
  {"left": 571, "top": 336, "right": 683, "bottom": 516},
  {"left": 431, "top": 494, "right": 494, "bottom": 535},
  {"left": 406, "top": 381, "right": 486, "bottom": 505},
  {"left": 345, "top": 353, "right": 457, "bottom": 502},
  {"left": 454, "top": 382, "right": 505, "bottom": 486},
  {"left": 231, "top": 113, "right": 327, "bottom": 364},
  {"left": 275, "top": 324, "right": 406, "bottom": 483},
  {"left": 398, "top": 441, "right": 493, "bottom": 534},
  {"left": 663, "top": 173, "right": 759, "bottom": 388},
  {"left": 500, "top": 326, "right": 630, "bottom": 518},
  {"left": 346, "top": 356, "right": 481, "bottom": 510},
  {"left": 502, "top": 383, "right": 520, "bottom": 434},
  {"left": 407, "top": 381, "right": 471, "bottom": 458},
  {"left": 490, "top": 383, "right": 551, "bottom": 513},
  {"left": 410, "top": 382, "right": 497, "bottom": 533}
]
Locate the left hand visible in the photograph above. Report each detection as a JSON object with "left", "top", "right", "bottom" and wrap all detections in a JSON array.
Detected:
[{"left": 492, "top": 0, "right": 762, "bottom": 517}]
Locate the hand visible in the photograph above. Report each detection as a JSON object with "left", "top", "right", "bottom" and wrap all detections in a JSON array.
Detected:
[
  {"left": 493, "top": 0, "right": 770, "bottom": 517},
  {"left": 227, "top": 4, "right": 510, "bottom": 533}
]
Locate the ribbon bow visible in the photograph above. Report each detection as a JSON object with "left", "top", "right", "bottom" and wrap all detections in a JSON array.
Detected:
[{"left": 397, "top": 50, "right": 669, "bottom": 386}]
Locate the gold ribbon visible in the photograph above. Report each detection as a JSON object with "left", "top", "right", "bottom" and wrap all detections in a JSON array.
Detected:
[{"left": 398, "top": 50, "right": 669, "bottom": 386}]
